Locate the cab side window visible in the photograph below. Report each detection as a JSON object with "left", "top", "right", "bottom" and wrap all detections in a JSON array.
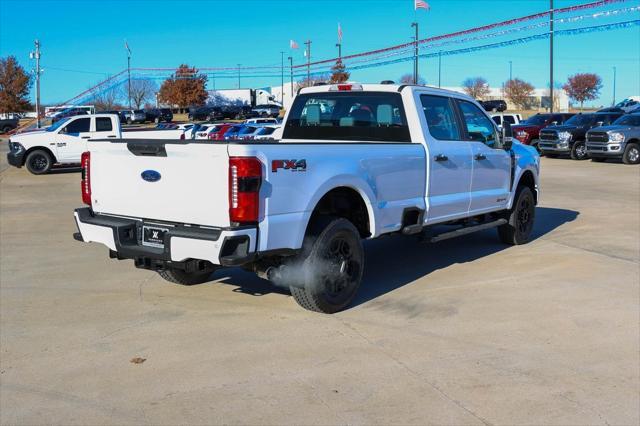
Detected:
[
  {"left": 420, "top": 95, "right": 461, "bottom": 141},
  {"left": 457, "top": 100, "right": 499, "bottom": 148},
  {"left": 96, "top": 117, "right": 113, "bottom": 132},
  {"left": 64, "top": 118, "right": 90, "bottom": 134}
]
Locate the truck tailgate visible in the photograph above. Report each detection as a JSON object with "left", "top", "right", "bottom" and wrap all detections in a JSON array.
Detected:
[{"left": 89, "top": 140, "right": 231, "bottom": 227}]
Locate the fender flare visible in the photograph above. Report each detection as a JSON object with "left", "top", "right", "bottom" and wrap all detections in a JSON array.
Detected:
[{"left": 296, "top": 174, "right": 378, "bottom": 247}]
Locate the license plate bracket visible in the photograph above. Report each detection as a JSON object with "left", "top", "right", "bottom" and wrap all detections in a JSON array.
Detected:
[{"left": 142, "top": 225, "right": 169, "bottom": 248}]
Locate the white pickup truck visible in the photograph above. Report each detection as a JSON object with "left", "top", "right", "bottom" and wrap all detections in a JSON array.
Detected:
[
  {"left": 73, "top": 84, "right": 540, "bottom": 313},
  {"left": 7, "top": 114, "right": 185, "bottom": 174}
]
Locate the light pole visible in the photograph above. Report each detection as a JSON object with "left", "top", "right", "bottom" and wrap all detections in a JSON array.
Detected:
[
  {"left": 438, "top": 50, "right": 442, "bottom": 88},
  {"left": 411, "top": 22, "right": 419, "bottom": 84},
  {"left": 30, "top": 40, "right": 42, "bottom": 128},
  {"left": 237, "top": 64, "right": 241, "bottom": 89},
  {"left": 336, "top": 42, "right": 342, "bottom": 60},
  {"left": 509, "top": 60, "right": 513, "bottom": 81},
  {"left": 288, "top": 56, "right": 293, "bottom": 99},
  {"left": 304, "top": 40, "right": 312, "bottom": 84},
  {"left": 280, "top": 51, "right": 284, "bottom": 104},
  {"left": 612, "top": 66, "right": 617, "bottom": 106},
  {"left": 549, "top": 0, "right": 554, "bottom": 113},
  {"left": 126, "top": 45, "right": 132, "bottom": 109}
]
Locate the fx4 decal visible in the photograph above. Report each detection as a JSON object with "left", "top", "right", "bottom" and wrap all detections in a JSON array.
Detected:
[{"left": 272, "top": 159, "right": 307, "bottom": 173}]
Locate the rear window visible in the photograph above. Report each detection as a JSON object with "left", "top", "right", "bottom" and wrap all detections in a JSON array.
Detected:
[{"left": 284, "top": 92, "right": 411, "bottom": 142}]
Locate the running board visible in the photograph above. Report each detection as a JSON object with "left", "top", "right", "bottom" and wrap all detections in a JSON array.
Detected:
[{"left": 429, "top": 219, "right": 507, "bottom": 243}]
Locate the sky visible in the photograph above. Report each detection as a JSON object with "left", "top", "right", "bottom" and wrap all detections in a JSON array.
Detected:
[{"left": 1, "top": 0, "right": 639, "bottom": 106}]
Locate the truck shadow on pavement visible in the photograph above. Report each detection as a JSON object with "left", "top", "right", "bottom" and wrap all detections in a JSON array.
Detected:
[{"left": 212, "top": 207, "right": 578, "bottom": 308}]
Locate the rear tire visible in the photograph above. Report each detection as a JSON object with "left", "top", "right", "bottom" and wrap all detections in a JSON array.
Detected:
[
  {"left": 158, "top": 267, "right": 215, "bottom": 285},
  {"left": 498, "top": 186, "right": 535, "bottom": 245},
  {"left": 288, "top": 217, "right": 364, "bottom": 314},
  {"left": 622, "top": 142, "right": 640, "bottom": 165},
  {"left": 570, "top": 141, "right": 589, "bottom": 160},
  {"left": 25, "top": 150, "right": 53, "bottom": 174},
  {"left": 2, "top": 125, "right": 12, "bottom": 133}
]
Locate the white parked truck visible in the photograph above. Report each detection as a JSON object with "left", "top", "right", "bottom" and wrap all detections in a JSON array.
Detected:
[
  {"left": 73, "top": 84, "right": 540, "bottom": 313},
  {"left": 7, "top": 114, "right": 185, "bottom": 174}
]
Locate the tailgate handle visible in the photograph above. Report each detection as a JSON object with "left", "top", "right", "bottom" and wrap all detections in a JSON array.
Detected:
[{"left": 126, "top": 143, "right": 167, "bottom": 157}]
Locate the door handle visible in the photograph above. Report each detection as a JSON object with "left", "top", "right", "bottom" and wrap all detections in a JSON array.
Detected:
[
  {"left": 475, "top": 153, "right": 487, "bottom": 161},
  {"left": 434, "top": 154, "right": 448, "bottom": 162},
  {"left": 81, "top": 136, "right": 90, "bottom": 139},
  {"left": 107, "top": 135, "right": 117, "bottom": 138}
]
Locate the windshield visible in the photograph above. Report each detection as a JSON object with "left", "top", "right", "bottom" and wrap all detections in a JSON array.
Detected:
[
  {"left": 522, "top": 114, "right": 549, "bottom": 125},
  {"left": 565, "top": 114, "right": 596, "bottom": 126},
  {"left": 613, "top": 115, "right": 640, "bottom": 126},
  {"left": 239, "top": 126, "right": 257, "bottom": 135},
  {"left": 47, "top": 118, "right": 70, "bottom": 131}
]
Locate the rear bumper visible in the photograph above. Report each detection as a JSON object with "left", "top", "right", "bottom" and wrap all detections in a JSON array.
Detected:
[{"left": 73, "top": 207, "right": 257, "bottom": 268}]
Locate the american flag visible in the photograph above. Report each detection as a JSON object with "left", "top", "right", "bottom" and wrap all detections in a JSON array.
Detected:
[
  {"left": 415, "top": 0, "right": 430, "bottom": 10},
  {"left": 338, "top": 23, "right": 343, "bottom": 43},
  {"left": 290, "top": 39, "right": 299, "bottom": 49}
]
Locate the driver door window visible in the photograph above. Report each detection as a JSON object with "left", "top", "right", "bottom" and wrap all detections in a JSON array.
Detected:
[
  {"left": 457, "top": 101, "right": 501, "bottom": 149},
  {"left": 63, "top": 117, "right": 90, "bottom": 134}
]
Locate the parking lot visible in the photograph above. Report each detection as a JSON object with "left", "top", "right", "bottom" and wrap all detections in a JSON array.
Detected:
[{"left": 0, "top": 143, "right": 638, "bottom": 424}]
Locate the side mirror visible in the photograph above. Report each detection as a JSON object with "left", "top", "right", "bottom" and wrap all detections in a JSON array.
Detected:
[
  {"left": 551, "top": 121, "right": 558, "bottom": 125},
  {"left": 59, "top": 127, "right": 67, "bottom": 134},
  {"left": 596, "top": 121, "right": 604, "bottom": 127},
  {"left": 502, "top": 122, "right": 513, "bottom": 150}
]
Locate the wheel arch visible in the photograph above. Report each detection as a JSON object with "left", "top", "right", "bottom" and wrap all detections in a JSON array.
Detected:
[
  {"left": 516, "top": 169, "right": 538, "bottom": 205},
  {"left": 303, "top": 181, "right": 377, "bottom": 241},
  {"left": 23, "top": 146, "right": 57, "bottom": 166}
]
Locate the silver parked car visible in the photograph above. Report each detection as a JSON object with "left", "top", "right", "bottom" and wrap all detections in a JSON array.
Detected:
[{"left": 586, "top": 113, "right": 640, "bottom": 164}]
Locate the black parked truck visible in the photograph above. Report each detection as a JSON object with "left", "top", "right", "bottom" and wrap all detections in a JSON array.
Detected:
[
  {"left": 538, "top": 111, "right": 624, "bottom": 160},
  {"left": 0, "top": 116, "right": 20, "bottom": 134}
]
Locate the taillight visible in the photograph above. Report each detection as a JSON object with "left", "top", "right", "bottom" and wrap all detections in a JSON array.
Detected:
[
  {"left": 81, "top": 151, "right": 91, "bottom": 205},
  {"left": 229, "top": 157, "right": 262, "bottom": 223}
]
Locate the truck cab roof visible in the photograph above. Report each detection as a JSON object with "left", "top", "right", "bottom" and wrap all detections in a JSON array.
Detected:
[{"left": 299, "top": 83, "right": 475, "bottom": 101}]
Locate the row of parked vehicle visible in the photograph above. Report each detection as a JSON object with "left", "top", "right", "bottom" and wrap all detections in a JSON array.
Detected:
[
  {"left": 50, "top": 107, "right": 174, "bottom": 125},
  {"left": 511, "top": 110, "right": 640, "bottom": 164},
  {"left": 188, "top": 104, "right": 281, "bottom": 121},
  {"left": 181, "top": 118, "right": 281, "bottom": 141}
]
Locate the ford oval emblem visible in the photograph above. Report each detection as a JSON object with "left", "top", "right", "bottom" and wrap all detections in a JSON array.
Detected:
[{"left": 141, "top": 170, "right": 161, "bottom": 182}]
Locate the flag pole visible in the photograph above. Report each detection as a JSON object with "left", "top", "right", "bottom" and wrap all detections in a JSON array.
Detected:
[{"left": 304, "top": 40, "right": 312, "bottom": 85}]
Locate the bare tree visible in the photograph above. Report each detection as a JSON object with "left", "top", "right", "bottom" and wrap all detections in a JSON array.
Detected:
[
  {"left": 399, "top": 74, "right": 426, "bottom": 85},
  {"left": 563, "top": 73, "right": 602, "bottom": 111},
  {"left": 462, "top": 77, "right": 490, "bottom": 100},
  {"left": 504, "top": 78, "right": 535, "bottom": 109},
  {"left": 89, "top": 80, "right": 123, "bottom": 111},
  {"left": 298, "top": 73, "right": 331, "bottom": 88},
  {"left": 129, "top": 79, "right": 158, "bottom": 109},
  {"left": 542, "top": 82, "right": 563, "bottom": 112}
]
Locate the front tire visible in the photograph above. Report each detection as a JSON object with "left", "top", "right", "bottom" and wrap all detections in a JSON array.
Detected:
[
  {"left": 288, "top": 217, "right": 364, "bottom": 314},
  {"left": 498, "top": 186, "right": 535, "bottom": 245},
  {"left": 570, "top": 141, "right": 589, "bottom": 160},
  {"left": 158, "top": 267, "right": 215, "bottom": 285},
  {"left": 25, "top": 150, "right": 53, "bottom": 174},
  {"left": 622, "top": 142, "right": 640, "bottom": 165}
]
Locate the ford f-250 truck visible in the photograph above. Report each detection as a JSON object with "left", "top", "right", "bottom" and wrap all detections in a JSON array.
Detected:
[
  {"left": 73, "top": 84, "right": 540, "bottom": 313},
  {"left": 7, "top": 114, "right": 185, "bottom": 174}
]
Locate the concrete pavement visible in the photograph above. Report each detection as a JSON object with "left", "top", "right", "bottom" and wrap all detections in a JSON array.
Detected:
[{"left": 1, "top": 151, "right": 638, "bottom": 425}]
